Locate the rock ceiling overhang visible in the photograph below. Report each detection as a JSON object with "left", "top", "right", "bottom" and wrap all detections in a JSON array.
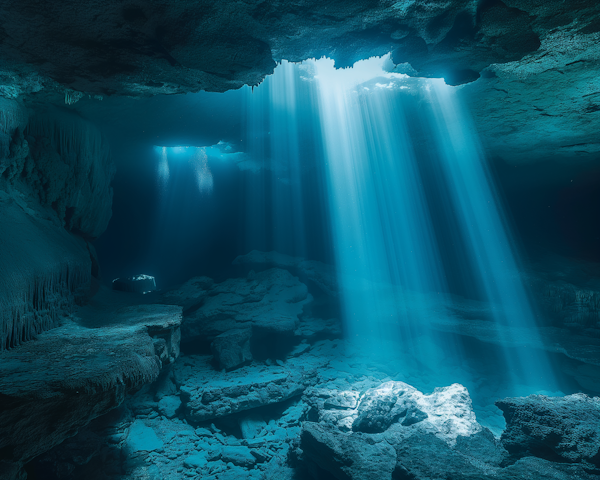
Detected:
[{"left": 1, "top": 0, "right": 600, "bottom": 164}]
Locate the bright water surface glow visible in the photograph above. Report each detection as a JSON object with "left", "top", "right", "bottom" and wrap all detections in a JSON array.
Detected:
[{"left": 155, "top": 146, "right": 214, "bottom": 195}]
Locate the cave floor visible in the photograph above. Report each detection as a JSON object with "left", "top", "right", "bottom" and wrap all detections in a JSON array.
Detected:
[{"left": 0, "top": 288, "right": 182, "bottom": 471}]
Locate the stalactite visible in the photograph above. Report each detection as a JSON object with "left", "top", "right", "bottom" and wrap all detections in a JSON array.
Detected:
[
  {"left": 0, "top": 259, "right": 90, "bottom": 351},
  {"left": 24, "top": 110, "right": 115, "bottom": 238},
  {"left": 25, "top": 112, "right": 111, "bottom": 171},
  {"left": 0, "top": 109, "right": 112, "bottom": 351},
  {"left": 64, "top": 90, "right": 84, "bottom": 105}
]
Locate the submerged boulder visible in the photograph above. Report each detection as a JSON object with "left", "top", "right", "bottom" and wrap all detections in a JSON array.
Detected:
[
  {"left": 497, "top": 393, "right": 600, "bottom": 469},
  {"left": 160, "top": 275, "right": 214, "bottom": 313},
  {"left": 221, "top": 446, "right": 256, "bottom": 467},
  {"left": 181, "top": 268, "right": 312, "bottom": 364},
  {"left": 239, "top": 412, "right": 267, "bottom": 440},
  {"left": 183, "top": 268, "right": 310, "bottom": 338},
  {"left": 301, "top": 381, "right": 496, "bottom": 479},
  {"left": 211, "top": 327, "right": 253, "bottom": 371},
  {"left": 353, "top": 383, "right": 427, "bottom": 433},
  {"left": 112, "top": 274, "right": 156, "bottom": 294},
  {"left": 174, "top": 354, "right": 322, "bottom": 423},
  {"left": 301, "top": 422, "right": 397, "bottom": 480},
  {"left": 233, "top": 250, "right": 338, "bottom": 297},
  {"left": 305, "top": 381, "right": 480, "bottom": 444}
]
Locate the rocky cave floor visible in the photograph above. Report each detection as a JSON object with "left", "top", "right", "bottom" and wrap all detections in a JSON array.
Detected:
[{"left": 9, "top": 252, "right": 600, "bottom": 480}]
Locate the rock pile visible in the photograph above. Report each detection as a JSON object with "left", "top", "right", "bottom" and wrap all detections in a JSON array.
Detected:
[
  {"left": 22, "top": 260, "right": 600, "bottom": 480},
  {"left": 163, "top": 267, "right": 336, "bottom": 371}
]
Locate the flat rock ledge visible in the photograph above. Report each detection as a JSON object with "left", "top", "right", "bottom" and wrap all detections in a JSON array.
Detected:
[
  {"left": 0, "top": 296, "right": 182, "bottom": 480},
  {"left": 174, "top": 352, "right": 326, "bottom": 423}
]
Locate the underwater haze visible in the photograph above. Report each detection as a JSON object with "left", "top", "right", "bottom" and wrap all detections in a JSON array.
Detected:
[
  {"left": 5, "top": 56, "right": 600, "bottom": 480},
  {"left": 5, "top": 2, "right": 600, "bottom": 479},
  {"left": 93, "top": 57, "right": 580, "bottom": 426}
]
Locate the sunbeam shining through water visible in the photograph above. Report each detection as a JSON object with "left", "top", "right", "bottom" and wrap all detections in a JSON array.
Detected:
[
  {"left": 426, "top": 83, "right": 557, "bottom": 390},
  {"left": 234, "top": 56, "right": 561, "bottom": 431},
  {"left": 144, "top": 57, "right": 563, "bottom": 433},
  {"left": 314, "top": 57, "right": 446, "bottom": 353}
]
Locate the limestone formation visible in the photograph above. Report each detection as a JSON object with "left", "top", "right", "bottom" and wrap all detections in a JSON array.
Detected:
[
  {"left": 0, "top": 290, "right": 182, "bottom": 478},
  {"left": 233, "top": 250, "right": 338, "bottom": 297},
  {"left": 497, "top": 393, "right": 600, "bottom": 469},
  {"left": 301, "top": 422, "right": 397, "bottom": 480},
  {"left": 1, "top": 2, "right": 600, "bottom": 479},
  {"left": 23, "top": 110, "right": 115, "bottom": 238},
  {"left": 0, "top": 188, "right": 92, "bottom": 351},
  {"left": 173, "top": 354, "right": 321, "bottom": 423},
  {"left": 1, "top": 0, "right": 599, "bottom": 94},
  {"left": 21, "top": 327, "right": 600, "bottom": 480}
]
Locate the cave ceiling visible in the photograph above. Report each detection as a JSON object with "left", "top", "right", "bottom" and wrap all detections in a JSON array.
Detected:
[{"left": 1, "top": 0, "right": 600, "bottom": 165}]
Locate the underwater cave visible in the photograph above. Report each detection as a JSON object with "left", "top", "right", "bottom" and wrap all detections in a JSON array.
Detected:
[{"left": 1, "top": 1, "right": 600, "bottom": 479}]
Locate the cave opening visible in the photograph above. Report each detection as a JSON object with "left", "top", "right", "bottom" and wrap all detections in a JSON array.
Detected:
[{"left": 88, "top": 56, "right": 589, "bottom": 425}]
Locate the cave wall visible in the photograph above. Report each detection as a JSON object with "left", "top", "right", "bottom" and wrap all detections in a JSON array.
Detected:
[{"left": 0, "top": 102, "right": 114, "bottom": 350}]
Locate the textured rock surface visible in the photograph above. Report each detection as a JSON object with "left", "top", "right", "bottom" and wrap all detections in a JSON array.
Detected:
[
  {"left": 390, "top": 432, "right": 597, "bottom": 479},
  {"left": 177, "top": 268, "right": 315, "bottom": 365},
  {"left": 25, "top": 328, "right": 600, "bottom": 480},
  {"left": 499, "top": 457, "right": 599, "bottom": 480},
  {"left": 0, "top": 1, "right": 599, "bottom": 170},
  {"left": 0, "top": 288, "right": 182, "bottom": 478},
  {"left": 31, "top": 387, "right": 305, "bottom": 480},
  {"left": 301, "top": 422, "right": 397, "bottom": 480},
  {"left": 301, "top": 383, "right": 600, "bottom": 480},
  {"left": 352, "top": 383, "right": 427, "bottom": 433},
  {"left": 233, "top": 250, "right": 338, "bottom": 297},
  {"left": 161, "top": 263, "right": 341, "bottom": 371},
  {"left": 305, "top": 380, "right": 481, "bottom": 443},
  {"left": 497, "top": 394, "right": 600, "bottom": 469},
  {"left": 173, "top": 353, "right": 321, "bottom": 423},
  {"left": 0, "top": 105, "right": 115, "bottom": 350},
  {"left": 0, "top": 98, "right": 28, "bottom": 158},
  {"left": 211, "top": 327, "right": 253, "bottom": 371},
  {"left": 19, "top": 262, "right": 600, "bottom": 480},
  {"left": 1, "top": 0, "right": 599, "bottom": 94},
  {"left": 184, "top": 268, "right": 310, "bottom": 339},
  {"left": 0, "top": 1, "right": 531, "bottom": 95},
  {"left": 160, "top": 275, "right": 214, "bottom": 313},
  {"left": 22, "top": 109, "right": 115, "bottom": 238},
  {"left": 392, "top": 431, "right": 493, "bottom": 480},
  {"left": 458, "top": 29, "right": 600, "bottom": 164},
  {"left": 0, "top": 187, "right": 92, "bottom": 351}
]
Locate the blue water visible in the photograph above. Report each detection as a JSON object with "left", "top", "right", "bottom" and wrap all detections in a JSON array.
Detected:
[{"left": 138, "top": 57, "right": 568, "bottom": 433}]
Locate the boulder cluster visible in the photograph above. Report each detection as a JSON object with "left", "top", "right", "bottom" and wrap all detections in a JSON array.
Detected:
[{"left": 25, "top": 259, "right": 600, "bottom": 480}]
